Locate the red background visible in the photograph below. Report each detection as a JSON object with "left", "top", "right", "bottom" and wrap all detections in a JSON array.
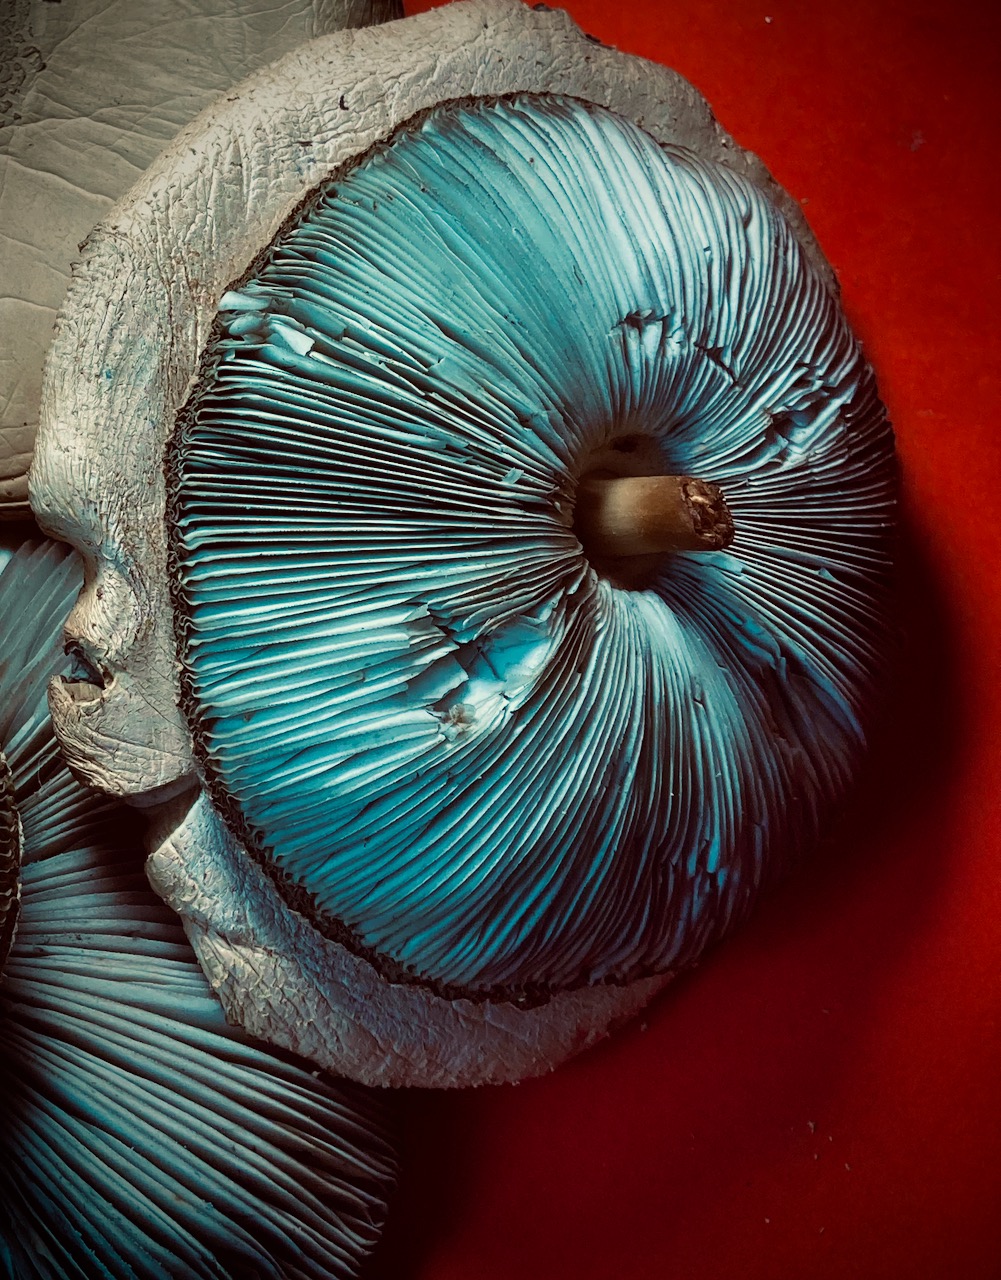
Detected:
[{"left": 368, "top": 3, "right": 1001, "bottom": 1277}]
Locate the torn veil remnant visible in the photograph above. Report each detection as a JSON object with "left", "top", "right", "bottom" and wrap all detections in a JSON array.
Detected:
[
  {"left": 30, "top": 0, "right": 895, "bottom": 1087},
  {"left": 0, "top": 542, "right": 398, "bottom": 1278}
]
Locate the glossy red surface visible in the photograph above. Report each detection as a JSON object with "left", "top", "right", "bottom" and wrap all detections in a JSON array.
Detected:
[{"left": 369, "top": 3, "right": 1001, "bottom": 1276}]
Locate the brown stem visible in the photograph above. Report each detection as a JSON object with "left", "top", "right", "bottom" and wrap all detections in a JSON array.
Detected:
[{"left": 574, "top": 475, "right": 734, "bottom": 558}]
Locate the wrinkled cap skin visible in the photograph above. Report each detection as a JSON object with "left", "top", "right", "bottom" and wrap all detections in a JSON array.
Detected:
[
  {"left": 29, "top": 0, "right": 895, "bottom": 1085},
  {"left": 0, "top": 542, "right": 399, "bottom": 1278},
  {"left": 0, "top": 0, "right": 403, "bottom": 517}
]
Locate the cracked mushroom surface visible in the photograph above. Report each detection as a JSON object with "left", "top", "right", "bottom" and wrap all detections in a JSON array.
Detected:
[{"left": 29, "top": 0, "right": 895, "bottom": 1086}]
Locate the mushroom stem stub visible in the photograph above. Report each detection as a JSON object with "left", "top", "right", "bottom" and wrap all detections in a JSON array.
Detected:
[{"left": 575, "top": 474, "right": 735, "bottom": 558}]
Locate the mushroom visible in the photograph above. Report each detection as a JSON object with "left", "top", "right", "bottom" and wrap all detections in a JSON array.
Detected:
[
  {"left": 29, "top": 0, "right": 895, "bottom": 1086},
  {"left": 0, "top": 0, "right": 403, "bottom": 517},
  {"left": 0, "top": 541, "right": 398, "bottom": 1277}
]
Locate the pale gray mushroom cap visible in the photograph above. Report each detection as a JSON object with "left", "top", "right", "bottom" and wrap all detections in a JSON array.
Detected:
[{"left": 0, "top": 0, "right": 403, "bottom": 515}]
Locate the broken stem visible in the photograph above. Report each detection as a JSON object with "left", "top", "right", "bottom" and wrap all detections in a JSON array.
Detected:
[{"left": 575, "top": 474, "right": 734, "bottom": 558}]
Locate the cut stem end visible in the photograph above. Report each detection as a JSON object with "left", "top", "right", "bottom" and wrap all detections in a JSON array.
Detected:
[{"left": 574, "top": 474, "right": 735, "bottom": 559}]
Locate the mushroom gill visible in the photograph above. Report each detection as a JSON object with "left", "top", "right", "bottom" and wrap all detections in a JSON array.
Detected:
[
  {"left": 166, "top": 93, "right": 895, "bottom": 1001},
  {"left": 0, "top": 543, "right": 398, "bottom": 1278}
]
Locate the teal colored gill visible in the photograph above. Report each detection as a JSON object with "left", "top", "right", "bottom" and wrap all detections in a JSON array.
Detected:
[
  {"left": 0, "top": 543, "right": 397, "bottom": 1278},
  {"left": 170, "top": 95, "right": 895, "bottom": 996}
]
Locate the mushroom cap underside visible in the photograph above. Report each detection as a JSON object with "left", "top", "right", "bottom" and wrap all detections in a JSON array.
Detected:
[{"left": 169, "top": 94, "right": 895, "bottom": 1001}]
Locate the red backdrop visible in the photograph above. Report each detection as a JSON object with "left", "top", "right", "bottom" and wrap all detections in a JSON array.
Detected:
[{"left": 369, "top": 3, "right": 1001, "bottom": 1277}]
